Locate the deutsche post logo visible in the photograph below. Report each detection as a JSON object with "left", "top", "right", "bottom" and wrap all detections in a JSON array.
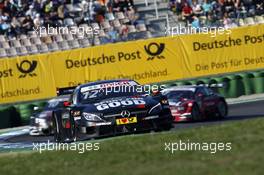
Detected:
[
  {"left": 16, "top": 60, "right": 38, "bottom": 78},
  {"left": 144, "top": 42, "right": 165, "bottom": 60}
]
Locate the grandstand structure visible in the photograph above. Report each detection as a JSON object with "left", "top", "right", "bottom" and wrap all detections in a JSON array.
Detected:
[{"left": 0, "top": 0, "right": 263, "bottom": 58}]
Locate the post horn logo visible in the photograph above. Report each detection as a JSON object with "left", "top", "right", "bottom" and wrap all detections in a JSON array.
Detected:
[
  {"left": 144, "top": 42, "right": 165, "bottom": 60},
  {"left": 121, "top": 110, "right": 131, "bottom": 118},
  {"left": 16, "top": 60, "right": 38, "bottom": 78}
]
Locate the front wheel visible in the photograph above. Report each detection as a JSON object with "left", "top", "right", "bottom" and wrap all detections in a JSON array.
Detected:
[
  {"left": 154, "top": 115, "right": 173, "bottom": 132},
  {"left": 160, "top": 122, "right": 173, "bottom": 131},
  {"left": 216, "top": 100, "right": 228, "bottom": 119},
  {"left": 191, "top": 104, "right": 202, "bottom": 121}
]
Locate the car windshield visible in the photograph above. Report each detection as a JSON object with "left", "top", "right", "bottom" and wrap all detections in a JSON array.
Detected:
[
  {"left": 77, "top": 85, "right": 145, "bottom": 104},
  {"left": 165, "top": 90, "right": 194, "bottom": 100}
]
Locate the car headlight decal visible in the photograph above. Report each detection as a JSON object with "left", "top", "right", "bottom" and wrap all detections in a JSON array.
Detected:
[{"left": 82, "top": 112, "right": 102, "bottom": 121}]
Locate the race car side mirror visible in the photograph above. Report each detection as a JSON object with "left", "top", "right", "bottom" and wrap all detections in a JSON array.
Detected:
[{"left": 63, "top": 101, "right": 71, "bottom": 107}]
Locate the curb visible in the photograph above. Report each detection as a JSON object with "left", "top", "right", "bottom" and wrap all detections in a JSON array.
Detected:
[{"left": 0, "top": 126, "right": 28, "bottom": 135}]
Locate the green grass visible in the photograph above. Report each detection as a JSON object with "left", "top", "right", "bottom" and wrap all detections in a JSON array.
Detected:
[{"left": 1, "top": 118, "right": 264, "bottom": 175}]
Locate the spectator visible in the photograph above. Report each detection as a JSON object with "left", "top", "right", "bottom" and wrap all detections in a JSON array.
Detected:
[
  {"left": 126, "top": 9, "right": 138, "bottom": 25},
  {"left": 21, "top": 15, "right": 33, "bottom": 33},
  {"left": 2, "top": 0, "right": 12, "bottom": 14},
  {"left": 222, "top": 0, "right": 236, "bottom": 18},
  {"left": 202, "top": 0, "right": 212, "bottom": 16},
  {"left": 43, "top": 0, "right": 53, "bottom": 14},
  {"left": 175, "top": 0, "right": 183, "bottom": 15},
  {"left": 212, "top": 0, "right": 223, "bottom": 20},
  {"left": 169, "top": 0, "right": 177, "bottom": 13},
  {"left": 119, "top": 24, "right": 128, "bottom": 40},
  {"left": 254, "top": 0, "right": 264, "bottom": 15},
  {"left": 33, "top": 0, "right": 42, "bottom": 13},
  {"left": 57, "top": 3, "right": 64, "bottom": 19},
  {"left": 43, "top": 14, "right": 54, "bottom": 27},
  {"left": 182, "top": 2, "right": 193, "bottom": 25},
  {"left": 0, "top": 10, "right": 10, "bottom": 33},
  {"left": 25, "top": 5, "right": 36, "bottom": 18},
  {"left": 204, "top": 13, "right": 215, "bottom": 27},
  {"left": 124, "top": 0, "right": 134, "bottom": 12},
  {"left": 9, "top": 16, "right": 20, "bottom": 37},
  {"left": 192, "top": 0, "right": 203, "bottom": 16},
  {"left": 93, "top": 0, "right": 107, "bottom": 23},
  {"left": 191, "top": 15, "right": 200, "bottom": 28},
  {"left": 0, "top": 17, "right": 10, "bottom": 34},
  {"left": 237, "top": 1, "right": 247, "bottom": 18},
  {"left": 105, "top": 26, "right": 119, "bottom": 42},
  {"left": 118, "top": 0, "right": 128, "bottom": 12},
  {"left": 33, "top": 13, "right": 42, "bottom": 28},
  {"left": 242, "top": 0, "right": 255, "bottom": 16},
  {"left": 223, "top": 12, "right": 232, "bottom": 28},
  {"left": 112, "top": 0, "right": 120, "bottom": 13}
]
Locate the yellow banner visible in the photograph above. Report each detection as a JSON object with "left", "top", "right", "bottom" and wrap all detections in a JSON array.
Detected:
[
  {"left": 0, "top": 24, "right": 264, "bottom": 104},
  {"left": 0, "top": 55, "right": 56, "bottom": 104}
]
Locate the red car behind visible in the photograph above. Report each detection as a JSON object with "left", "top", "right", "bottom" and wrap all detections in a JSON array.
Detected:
[{"left": 161, "top": 86, "right": 228, "bottom": 122}]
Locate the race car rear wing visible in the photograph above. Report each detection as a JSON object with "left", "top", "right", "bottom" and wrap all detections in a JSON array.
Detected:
[
  {"left": 197, "top": 83, "right": 225, "bottom": 88},
  {"left": 56, "top": 86, "right": 77, "bottom": 96}
]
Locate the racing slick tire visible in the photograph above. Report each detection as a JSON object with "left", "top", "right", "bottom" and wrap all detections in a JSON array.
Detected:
[
  {"left": 191, "top": 104, "right": 202, "bottom": 121},
  {"left": 52, "top": 110, "right": 76, "bottom": 143},
  {"left": 159, "top": 122, "right": 173, "bottom": 131},
  {"left": 52, "top": 111, "right": 62, "bottom": 142},
  {"left": 216, "top": 100, "right": 228, "bottom": 119},
  {"left": 154, "top": 116, "right": 173, "bottom": 132}
]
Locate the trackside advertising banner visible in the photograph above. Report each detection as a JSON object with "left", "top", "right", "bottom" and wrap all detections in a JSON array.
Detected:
[
  {"left": 0, "top": 24, "right": 264, "bottom": 104},
  {"left": 0, "top": 55, "right": 56, "bottom": 103}
]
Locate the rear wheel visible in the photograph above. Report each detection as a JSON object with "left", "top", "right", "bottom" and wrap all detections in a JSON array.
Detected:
[
  {"left": 191, "top": 104, "right": 202, "bottom": 121},
  {"left": 52, "top": 110, "right": 76, "bottom": 143}
]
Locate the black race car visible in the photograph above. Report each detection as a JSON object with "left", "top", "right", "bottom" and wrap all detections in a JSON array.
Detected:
[
  {"left": 52, "top": 79, "right": 173, "bottom": 142},
  {"left": 29, "top": 87, "right": 75, "bottom": 136}
]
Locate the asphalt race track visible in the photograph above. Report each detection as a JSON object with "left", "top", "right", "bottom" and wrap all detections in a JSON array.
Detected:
[{"left": 0, "top": 100, "right": 264, "bottom": 150}]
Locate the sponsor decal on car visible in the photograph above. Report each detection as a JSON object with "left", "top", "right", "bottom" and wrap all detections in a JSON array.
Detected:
[
  {"left": 116, "top": 117, "right": 137, "bottom": 125},
  {"left": 94, "top": 98, "right": 146, "bottom": 111}
]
